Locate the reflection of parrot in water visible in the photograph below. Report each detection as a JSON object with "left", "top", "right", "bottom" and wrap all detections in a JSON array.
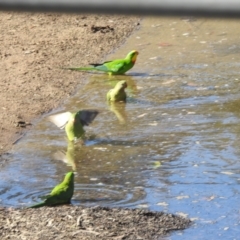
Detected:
[
  {"left": 53, "top": 141, "right": 79, "bottom": 171},
  {"left": 49, "top": 110, "right": 99, "bottom": 141},
  {"left": 107, "top": 80, "right": 127, "bottom": 102},
  {"left": 29, "top": 172, "right": 74, "bottom": 208},
  {"left": 108, "top": 101, "right": 127, "bottom": 124},
  {"left": 64, "top": 50, "right": 139, "bottom": 75}
]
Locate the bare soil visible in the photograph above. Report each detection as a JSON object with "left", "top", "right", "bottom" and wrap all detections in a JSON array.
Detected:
[
  {"left": 0, "top": 206, "right": 191, "bottom": 240},
  {"left": 0, "top": 12, "right": 191, "bottom": 239}
]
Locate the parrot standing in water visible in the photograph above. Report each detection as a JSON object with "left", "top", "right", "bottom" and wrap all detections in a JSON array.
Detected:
[
  {"left": 48, "top": 110, "right": 99, "bottom": 142},
  {"left": 107, "top": 80, "right": 127, "bottom": 102},
  {"left": 29, "top": 172, "right": 74, "bottom": 208},
  {"left": 64, "top": 50, "right": 139, "bottom": 75}
]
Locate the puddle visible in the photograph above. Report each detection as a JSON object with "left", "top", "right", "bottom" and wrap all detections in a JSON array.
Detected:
[{"left": 1, "top": 17, "right": 240, "bottom": 239}]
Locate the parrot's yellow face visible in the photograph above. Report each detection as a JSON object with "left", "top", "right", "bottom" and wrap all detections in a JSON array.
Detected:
[{"left": 131, "top": 50, "right": 139, "bottom": 63}]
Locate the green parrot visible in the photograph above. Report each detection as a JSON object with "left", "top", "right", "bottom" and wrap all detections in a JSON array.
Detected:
[
  {"left": 107, "top": 80, "right": 127, "bottom": 102},
  {"left": 29, "top": 172, "right": 74, "bottom": 208},
  {"left": 64, "top": 50, "right": 139, "bottom": 75},
  {"left": 49, "top": 110, "right": 99, "bottom": 142}
]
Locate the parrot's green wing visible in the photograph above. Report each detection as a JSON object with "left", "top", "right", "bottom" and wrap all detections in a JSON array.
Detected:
[
  {"left": 40, "top": 194, "right": 51, "bottom": 200},
  {"left": 103, "top": 61, "right": 126, "bottom": 74},
  {"left": 48, "top": 184, "right": 70, "bottom": 201},
  {"left": 89, "top": 60, "right": 125, "bottom": 74},
  {"left": 29, "top": 172, "right": 74, "bottom": 208}
]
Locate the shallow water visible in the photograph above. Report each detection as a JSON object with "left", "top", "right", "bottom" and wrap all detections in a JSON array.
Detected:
[{"left": 2, "top": 17, "right": 240, "bottom": 239}]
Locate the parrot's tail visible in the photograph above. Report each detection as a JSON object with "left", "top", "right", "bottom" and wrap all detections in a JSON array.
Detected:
[
  {"left": 62, "top": 67, "right": 97, "bottom": 72},
  {"left": 28, "top": 201, "right": 46, "bottom": 208}
]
